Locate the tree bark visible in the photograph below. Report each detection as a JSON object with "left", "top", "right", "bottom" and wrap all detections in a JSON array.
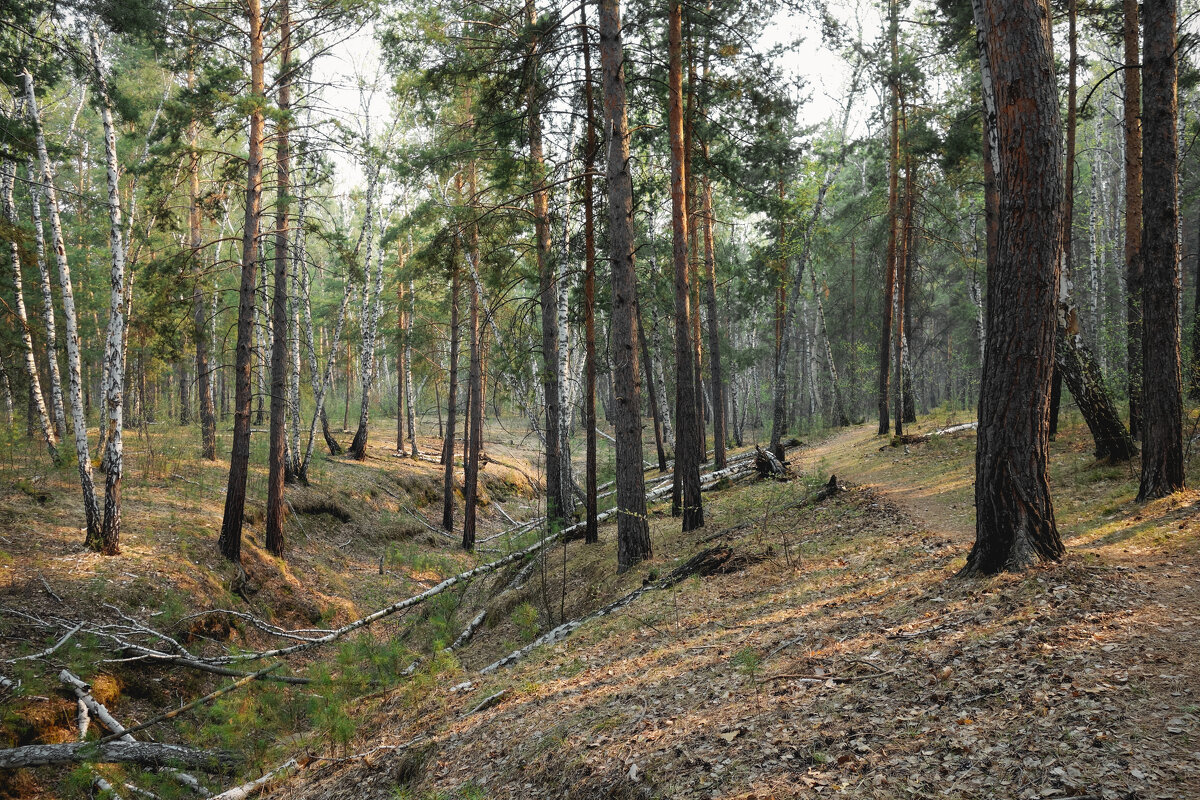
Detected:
[
  {"left": 26, "top": 159, "right": 66, "bottom": 440},
  {"left": 599, "top": 0, "right": 651, "bottom": 570},
  {"left": 349, "top": 191, "right": 382, "bottom": 460},
  {"left": 189, "top": 67, "right": 216, "bottom": 461},
  {"left": 700, "top": 171, "right": 727, "bottom": 467},
  {"left": 636, "top": 297, "right": 669, "bottom": 472},
  {"left": 668, "top": 0, "right": 703, "bottom": 532},
  {"left": 527, "top": 0, "right": 568, "bottom": 528},
  {"left": 1137, "top": 0, "right": 1183, "bottom": 500},
  {"left": 218, "top": 0, "right": 265, "bottom": 563},
  {"left": 25, "top": 71, "right": 99, "bottom": 541},
  {"left": 582, "top": 3, "right": 599, "bottom": 544},
  {"left": 878, "top": 0, "right": 900, "bottom": 436},
  {"left": 1122, "top": 0, "right": 1144, "bottom": 427},
  {"left": 2, "top": 155, "right": 58, "bottom": 464},
  {"left": 265, "top": 0, "right": 291, "bottom": 557},
  {"left": 0, "top": 741, "right": 237, "bottom": 773},
  {"left": 441, "top": 233, "right": 461, "bottom": 532},
  {"left": 463, "top": 162, "right": 483, "bottom": 551},
  {"left": 91, "top": 29, "right": 129, "bottom": 556},
  {"left": 963, "top": 0, "right": 1064, "bottom": 575}
]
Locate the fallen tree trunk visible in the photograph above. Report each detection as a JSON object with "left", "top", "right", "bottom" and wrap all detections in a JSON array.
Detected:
[
  {"left": 481, "top": 546, "right": 746, "bottom": 674},
  {"left": 892, "top": 421, "right": 977, "bottom": 446},
  {"left": 0, "top": 742, "right": 238, "bottom": 773}
]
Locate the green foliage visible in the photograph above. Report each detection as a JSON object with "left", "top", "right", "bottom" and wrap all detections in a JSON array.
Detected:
[{"left": 511, "top": 602, "right": 539, "bottom": 642}]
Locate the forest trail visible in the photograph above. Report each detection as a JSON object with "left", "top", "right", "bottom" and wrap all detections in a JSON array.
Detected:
[{"left": 797, "top": 421, "right": 976, "bottom": 543}]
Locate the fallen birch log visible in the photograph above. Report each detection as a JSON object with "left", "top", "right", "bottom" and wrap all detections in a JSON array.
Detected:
[
  {"left": 0, "top": 742, "right": 238, "bottom": 773},
  {"left": 208, "top": 758, "right": 298, "bottom": 800}
]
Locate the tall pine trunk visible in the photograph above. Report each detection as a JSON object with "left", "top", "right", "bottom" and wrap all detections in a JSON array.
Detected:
[
  {"left": 599, "top": 0, "right": 651, "bottom": 570},
  {"left": 878, "top": 0, "right": 900, "bottom": 436},
  {"left": 581, "top": 2, "right": 599, "bottom": 544},
  {"left": 963, "top": 0, "right": 1064, "bottom": 575},
  {"left": 265, "top": 0, "right": 292, "bottom": 557},
  {"left": 218, "top": 0, "right": 265, "bottom": 563},
  {"left": 527, "top": 0, "right": 567, "bottom": 528},
  {"left": 1137, "top": 0, "right": 1183, "bottom": 500},
  {"left": 441, "top": 236, "right": 461, "bottom": 532},
  {"left": 668, "top": 0, "right": 703, "bottom": 531}
]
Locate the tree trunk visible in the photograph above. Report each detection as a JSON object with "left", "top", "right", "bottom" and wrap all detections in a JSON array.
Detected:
[
  {"left": 963, "top": 0, "right": 1064, "bottom": 575},
  {"left": 878, "top": 0, "right": 900, "bottom": 436},
  {"left": 599, "top": 0, "right": 652, "bottom": 570},
  {"left": 218, "top": 0, "right": 264, "bottom": 564},
  {"left": 581, "top": 3, "right": 599, "bottom": 544},
  {"left": 266, "top": 0, "right": 291, "bottom": 558},
  {"left": 26, "top": 159, "right": 66, "bottom": 440},
  {"left": 527, "top": 0, "right": 567, "bottom": 528},
  {"left": 1123, "top": 0, "right": 1145, "bottom": 424},
  {"left": 441, "top": 236, "right": 461, "bottom": 532},
  {"left": 463, "top": 161, "right": 483, "bottom": 551},
  {"left": 349, "top": 191, "right": 382, "bottom": 460},
  {"left": 636, "top": 298, "right": 669, "bottom": 472},
  {"left": 405, "top": 277, "right": 419, "bottom": 457},
  {"left": 1137, "top": 0, "right": 1183, "bottom": 500},
  {"left": 189, "top": 76, "right": 216, "bottom": 461},
  {"left": 668, "top": 0, "right": 703, "bottom": 532},
  {"left": 397, "top": 276, "right": 407, "bottom": 454},
  {"left": 25, "top": 71, "right": 99, "bottom": 542},
  {"left": 700, "top": 171, "right": 727, "bottom": 467}
]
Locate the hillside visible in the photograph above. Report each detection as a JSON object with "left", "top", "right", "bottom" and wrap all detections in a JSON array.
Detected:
[{"left": 3, "top": 413, "right": 1200, "bottom": 799}]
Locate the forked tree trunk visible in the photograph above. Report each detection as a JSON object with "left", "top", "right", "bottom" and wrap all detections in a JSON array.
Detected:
[
  {"left": 963, "top": 0, "right": 1064, "bottom": 575},
  {"left": 1137, "top": 0, "right": 1183, "bottom": 500},
  {"left": 599, "top": 0, "right": 651, "bottom": 570},
  {"left": 25, "top": 71, "right": 99, "bottom": 542},
  {"left": 265, "top": 0, "right": 291, "bottom": 558},
  {"left": 218, "top": 0, "right": 265, "bottom": 564},
  {"left": 91, "top": 28, "right": 129, "bottom": 556},
  {"left": 668, "top": 0, "right": 703, "bottom": 532}
]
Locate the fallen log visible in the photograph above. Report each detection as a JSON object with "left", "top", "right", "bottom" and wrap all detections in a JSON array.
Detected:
[
  {"left": 0, "top": 742, "right": 239, "bottom": 773},
  {"left": 480, "top": 546, "right": 750, "bottom": 674},
  {"left": 208, "top": 758, "right": 298, "bottom": 800},
  {"left": 888, "top": 421, "right": 977, "bottom": 447}
]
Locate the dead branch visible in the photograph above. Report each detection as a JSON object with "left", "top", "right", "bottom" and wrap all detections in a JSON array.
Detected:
[
  {"left": 208, "top": 758, "right": 298, "bottom": 799},
  {"left": 96, "top": 664, "right": 283, "bottom": 743},
  {"left": 0, "top": 742, "right": 239, "bottom": 773},
  {"left": 3, "top": 621, "right": 83, "bottom": 663}
]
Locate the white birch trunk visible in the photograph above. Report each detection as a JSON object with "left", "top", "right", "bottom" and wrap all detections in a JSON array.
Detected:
[
  {"left": 25, "top": 71, "right": 100, "bottom": 539},
  {"left": 26, "top": 158, "right": 67, "bottom": 438},
  {"left": 2, "top": 150, "right": 58, "bottom": 462},
  {"left": 1089, "top": 141, "right": 1103, "bottom": 370},
  {"left": 404, "top": 277, "right": 419, "bottom": 456},
  {"left": 91, "top": 27, "right": 129, "bottom": 552}
]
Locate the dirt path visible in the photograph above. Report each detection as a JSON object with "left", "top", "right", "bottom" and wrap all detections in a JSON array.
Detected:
[{"left": 797, "top": 421, "right": 977, "bottom": 542}]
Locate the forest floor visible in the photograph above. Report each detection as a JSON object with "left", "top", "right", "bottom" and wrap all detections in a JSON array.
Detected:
[
  {"left": 275, "top": 413, "right": 1200, "bottom": 800},
  {"left": 3, "top": 411, "right": 1200, "bottom": 800}
]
